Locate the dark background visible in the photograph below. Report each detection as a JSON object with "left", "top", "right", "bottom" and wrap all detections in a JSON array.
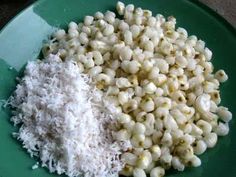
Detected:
[{"left": 0, "top": 0, "right": 35, "bottom": 29}]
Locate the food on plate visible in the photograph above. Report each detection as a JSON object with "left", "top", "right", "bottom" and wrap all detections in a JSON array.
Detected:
[{"left": 10, "top": 1, "right": 232, "bottom": 177}]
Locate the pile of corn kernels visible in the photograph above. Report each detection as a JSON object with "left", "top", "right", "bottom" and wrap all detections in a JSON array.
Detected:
[{"left": 42, "top": 2, "right": 232, "bottom": 177}]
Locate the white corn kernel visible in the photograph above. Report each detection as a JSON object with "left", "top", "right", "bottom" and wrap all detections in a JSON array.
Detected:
[
  {"left": 156, "top": 59, "right": 169, "bottom": 74},
  {"left": 104, "top": 68, "right": 116, "bottom": 78},
  {"left": 135, "top": 86, "right": 144, "bottom": 97},
  {"left": 94, "top": 11, "right": 104, "bottom": 19},
  {"left": 197, "top": 120, "right": 212, "bottom": 134},
  {"left": 155, "top": 118, "right": 164, "bottom": 131},
  {"left": 163, "top": 115, "right": 178, "bottom": 131},
  {"left": 194, "top": 85, "right": 204, "bottom": 96},
  {"left": 81, "top": 26, "right": 91, "bottom": 35},
  {"left": 119, "top": 20, "right": 129, "bottom": 31},
  {"left": 117, "top": 113, "right": 131, "bottom": 124},
  {"left": 171, "top": 91, "right": 186, "bottom": 104},
  {"left": 135, "top": 7, "right": 143, "bottom": 16},
  {"left": 133, "top": 168, "right": 147, "bottom": 177},
  {"left": 204, "top": 132, "right": 217, "bottom": 148},
  {"left": 119, "top": 46, "right": 133, "bottom": 60},
  {"left": 124, "top": 30, "right": 133, "bottom": 45},
  {"left": 54, "top": 29, "right": 66, "bottom": 40},
  {"left": 171, "top": 156, "right": 185, "bottom": 171},
  {"left": 133, "top": 122, "right": 146, "bottom": 134},
  {"left": 130, "top": 25, "right": 141, "bottom": 38},
  {"left": 121, "top": 152, "right": 138, "bottom": 166},
  {"left": 150, "top": 145, "right": 161, "bottom": 161},
  {"left": 144, "top": 161, "right": 155, "bottom": 174},
  {"left": 144, "top": 82, "right": 157, "bottom": 94},
  {"left": 126, "top": 4, "right": 135, "bottom": 12},
  {"left": 144, "top": 41, "right": 154, "bottom": 52},
  {"left": 131, "top": 134, "right": 146, "bottom": 148},
  {"left": 204, "top": 47, "right": 212, "bottom": 61},
  {"left": 123, "top": 99, "right": 138, "bottom": 113},
  {"left": 116, "top": 78, "right": 132, "bottom": 88},
  {"left": 107, "top": 86, "right": 119, "bottom": 96},
  {"left": 137, "top": 155, "right": 151, "bottom": 169},
  {"left": 177, "top": 27, "right": 188, "bottom": 39},
  {"left": 182, "top": 123, "right": 192, "bottom": 134},
  {"left": 171, "top": 129, "right": 184, "bottom": 140},
  {"left": 96, "top": 73, "right": 111, "bottom": 85},
  {"left": 159, "top": 54, "right": 171, "bottom": 64},
  {"left": 141, "top": 98, "right": 155, "bottom": 112},
  {"left": 136, "top": 112, "right": 147, "bottom": 122},
  {"left": 175, "top": 55, "right": 188, "bottom": 68},
  {"left": 193, "top": 140, "right": 207, "bottom": 155},
  {"left": 155, "top": 74, "right": 167, "bottom": 86},
  {"left": 152, "top": 131, "right": 163, "bottom": 144},
  {"left": 79, "top": 32, "right": 88, "bottom": 44},
  {"left": 120, "top": 164, "right": 134, "bottom": 176},
  {"left": 203, "top": 81, "right": 217, "bottom": 93},
  {"left": 155, "top": 88, "right": 164, "bottom": 97},
  {"left": 195, "top": 40, "right": 205, "bottom": 52},
  {"left": 123, "top": 120, "right": 135, "bottom": 132},
  {"left": 150, "top": 167, "right": 165, "bottom": 177},
  {"left": 142, "top": 60, "right": 154, "bottom": 72},
  {"left": 193, "top": 65, "right": 204, "bottom": 76},
  {"left": 144, "top": 114, "right": 155, "bottom": 136},
  {"left": 128, "top": 60, "right": 141, "bottom": 74},
  {"left": 104, "top": 11, "right": 115, "bottom": 24},
  {"left": 214, "top": 69, "right": 228, "bottom": 83},
  {"left": 84, "top": 16, "right": 94, "bottom": 26},
  {"left": 116, "top": 1, "right": 125, "bottom": 15},
  {"left": 93, "top": 51, "right": 104, "bottom": 65},
  {"left": 154, "top": 107, "right": 169, "bottom": 118},
  {"left": 191, "top": 123, "right": 203, "bottom": 136},
  {"left": 84, "top": 58, "right": 95, "bottom": 69},
  {"left": 187, "top": 58, "right": 197, "bottom": 71},
  {"left": 182, "top": 134, "right": 195, "bottom": 144},
  {"left": 161, "top": 131, "right": 173, "bottom": 146},
  {"left": 154, "top": 97, "right": 172, "bottom": 109},
  {"left": 215, "top": 122, "right": 229, "bottom": 136},
  {"left": 160, "top": 40, "right": 173, "bottom": 55},
  {"left": 68, "top": 21, "right": 78, "bottom": 30},
  {"left": 134, "top": 96, "right": 142, "bottom": 105},
  {"left": 103, "top": 24, "right": 114, "bottom": 36},
  {"left": 189, "top": 155, "right": 201, "bottom": 167},
  {"left": 195, "top": 94, "right": 211, "bottom": 113},
  {"left": 88, "top": 66, "right": 102, "bottom": 77},
  {"left": 186, "top": 93, "right": 196, "bottom": 106},
  {"left": 118, "top": 91, "right": 129, "bottom": 105},
  {"left": 144, "top": 137, "right": 153, "bottom": 148}
]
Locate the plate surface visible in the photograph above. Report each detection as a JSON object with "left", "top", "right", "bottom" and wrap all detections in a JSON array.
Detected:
[{"left": 0, "top": 0, "right": 236, "bottom": 177}]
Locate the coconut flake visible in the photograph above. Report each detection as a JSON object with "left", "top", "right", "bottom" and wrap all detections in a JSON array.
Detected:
[{"left": 10, "top": 54, "right": 130, "bottom": 177}]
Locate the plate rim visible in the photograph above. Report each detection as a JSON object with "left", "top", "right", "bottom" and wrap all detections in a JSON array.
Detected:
[{"left": 0, "top": 0, "right": 235, "bottom": 38}]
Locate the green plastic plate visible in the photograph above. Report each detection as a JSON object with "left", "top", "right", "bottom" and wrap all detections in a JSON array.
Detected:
[{"left": 0, "top": 0, "right": 235, "bottom": 177}]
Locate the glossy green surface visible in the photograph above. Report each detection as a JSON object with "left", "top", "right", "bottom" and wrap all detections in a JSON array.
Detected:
[{"left": 0, "top": 0, "right": 235, "bottom": 177}]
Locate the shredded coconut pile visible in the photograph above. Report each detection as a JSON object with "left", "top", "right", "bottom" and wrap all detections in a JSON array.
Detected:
[{"left": 10, "top": 55, "right": 129, "bottom": 177}]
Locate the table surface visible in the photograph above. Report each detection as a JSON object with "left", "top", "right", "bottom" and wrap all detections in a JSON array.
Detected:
[{"left": 0, "top": 0, "right": 235, "bottom": 29}]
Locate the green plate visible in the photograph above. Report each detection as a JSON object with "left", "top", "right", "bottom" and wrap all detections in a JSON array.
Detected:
[{"left": 0, "top": 0, "right": 235, "bottom": 177}]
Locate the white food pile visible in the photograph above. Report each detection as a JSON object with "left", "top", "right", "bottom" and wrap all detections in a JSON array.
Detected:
[
  {"left": 10, "top": 55, "right": 130, "bottom": 177},
  {"left": 10, "top": 1, "right": 232, "bottom": 177}
]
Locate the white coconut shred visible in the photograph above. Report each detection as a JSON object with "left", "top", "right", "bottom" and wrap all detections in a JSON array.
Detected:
[{"left": 10, "top": 55, "right": 130, "bottom": 177}]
